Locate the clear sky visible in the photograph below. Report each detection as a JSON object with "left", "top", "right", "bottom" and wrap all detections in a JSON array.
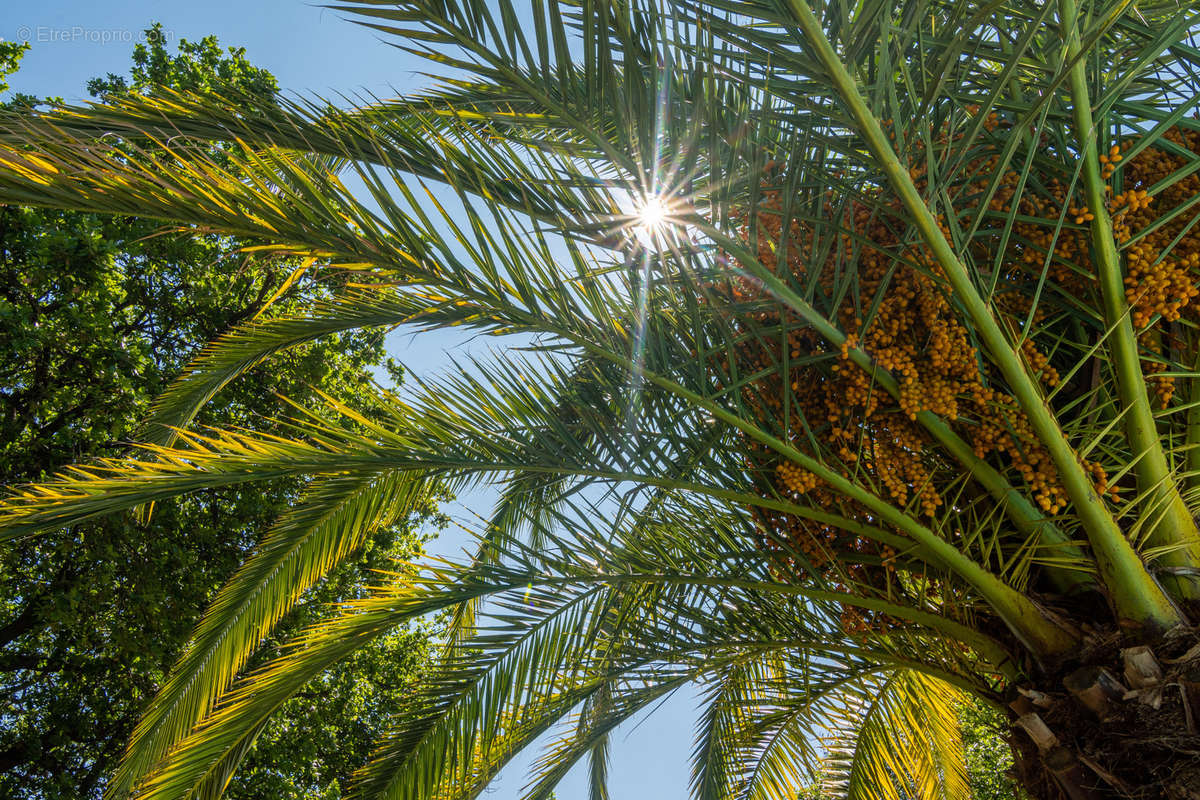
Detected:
[{"left": 2, "top": 3, "right": 701, "bottom": 798}]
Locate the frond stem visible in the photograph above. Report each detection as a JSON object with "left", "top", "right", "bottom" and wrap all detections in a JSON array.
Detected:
[
  {"left": 782, "top": 0, "right": 1183, "bottom": 632},
  {"left": 695, "top": 220, "right": 1093, "bottom": 595},
  {"left": 1057, "top": 0, "right": 1200, "bottom": 603}
]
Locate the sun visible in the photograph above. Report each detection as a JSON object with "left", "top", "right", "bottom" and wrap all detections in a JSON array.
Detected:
[
  {"left": 632, "top": 194, "right": 671, "bottom": 248},
  {"left": 639, "top": 195, "right": 668, "bottom": 231}
]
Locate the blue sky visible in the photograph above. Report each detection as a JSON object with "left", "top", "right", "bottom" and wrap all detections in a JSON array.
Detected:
[{"left": 3, "top": 3, "right": 701, "bottom": 798}]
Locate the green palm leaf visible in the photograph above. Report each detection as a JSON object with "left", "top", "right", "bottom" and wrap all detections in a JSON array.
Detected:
[{"left": 110, "top": 470, "right": 439, "bottom": 800}]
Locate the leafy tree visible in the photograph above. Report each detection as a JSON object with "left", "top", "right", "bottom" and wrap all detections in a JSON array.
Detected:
[
  {"left": 3, "top": 2, "right": 1200, "bottom": 799},
  {"left": 0, "top": 31, "right": 437, "bottom": 799},
  {"left": 0, "top": 42, "right": 28, "bottom": 96},
  {"left": 959, "top": 699, "right": 1025, "bottom": 800},
  {"left": 86, "top": 24, "right": 277, "bottom": 101}
]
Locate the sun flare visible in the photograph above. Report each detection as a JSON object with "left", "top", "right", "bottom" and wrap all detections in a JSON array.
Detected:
[
  {"left": 639, "top": 195, "right": 668, "bottom": 231},
  {"left": 631, "top": 194, "right": 671, "bottom": 249}
]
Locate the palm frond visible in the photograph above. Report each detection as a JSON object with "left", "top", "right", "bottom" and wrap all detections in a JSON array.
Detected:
[
  {"left": 819, "top": 671, "right": 968, "bottom": 800},
  {"left": 111, "top": 470, "right": 439, "bottom": 800},
  {"left": 144, "top": 288, "right": 417, "bottom": 444}
]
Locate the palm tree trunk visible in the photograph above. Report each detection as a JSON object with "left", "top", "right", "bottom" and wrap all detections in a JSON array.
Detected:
[{"left": 1009, "top": 638, "right": 1200, "bottom": 799}]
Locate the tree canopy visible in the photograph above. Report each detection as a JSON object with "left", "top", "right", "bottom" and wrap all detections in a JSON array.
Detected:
[{"left": 0, "top": 29, "right": 440, "bottom": 799}]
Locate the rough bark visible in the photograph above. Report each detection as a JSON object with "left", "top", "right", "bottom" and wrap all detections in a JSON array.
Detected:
[{"left": 1011, "top": 630, "right": 1200, "bottom": 799}]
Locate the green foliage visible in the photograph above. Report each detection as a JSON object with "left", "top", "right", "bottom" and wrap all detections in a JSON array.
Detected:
[
  {"left": 226, "top": 588, "right": 432, "bottom": 799},
  {"left": 87, "top": 25, "right": 277, "bottom": 100},
  {"left": 0, "top": 29, "right": 437, "bottom": 800},
  {"left": 959, "top": 699, "right": 1024, "bottom": 800},
  {"left": 0, "top": 41, "right": 28, "bottom": 95},
  {"left": 795, "top": 696, "right": 1017, "bottom": 799}
]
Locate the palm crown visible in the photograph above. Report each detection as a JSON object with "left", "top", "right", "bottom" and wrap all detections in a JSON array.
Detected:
[{"left": 3, "top": 1, "right": 1200, "bottom": 798}]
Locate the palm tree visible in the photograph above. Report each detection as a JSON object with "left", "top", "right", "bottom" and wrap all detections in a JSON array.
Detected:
[{"left": 3, "top": 0, "right": 1200, "bottom": 797}]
